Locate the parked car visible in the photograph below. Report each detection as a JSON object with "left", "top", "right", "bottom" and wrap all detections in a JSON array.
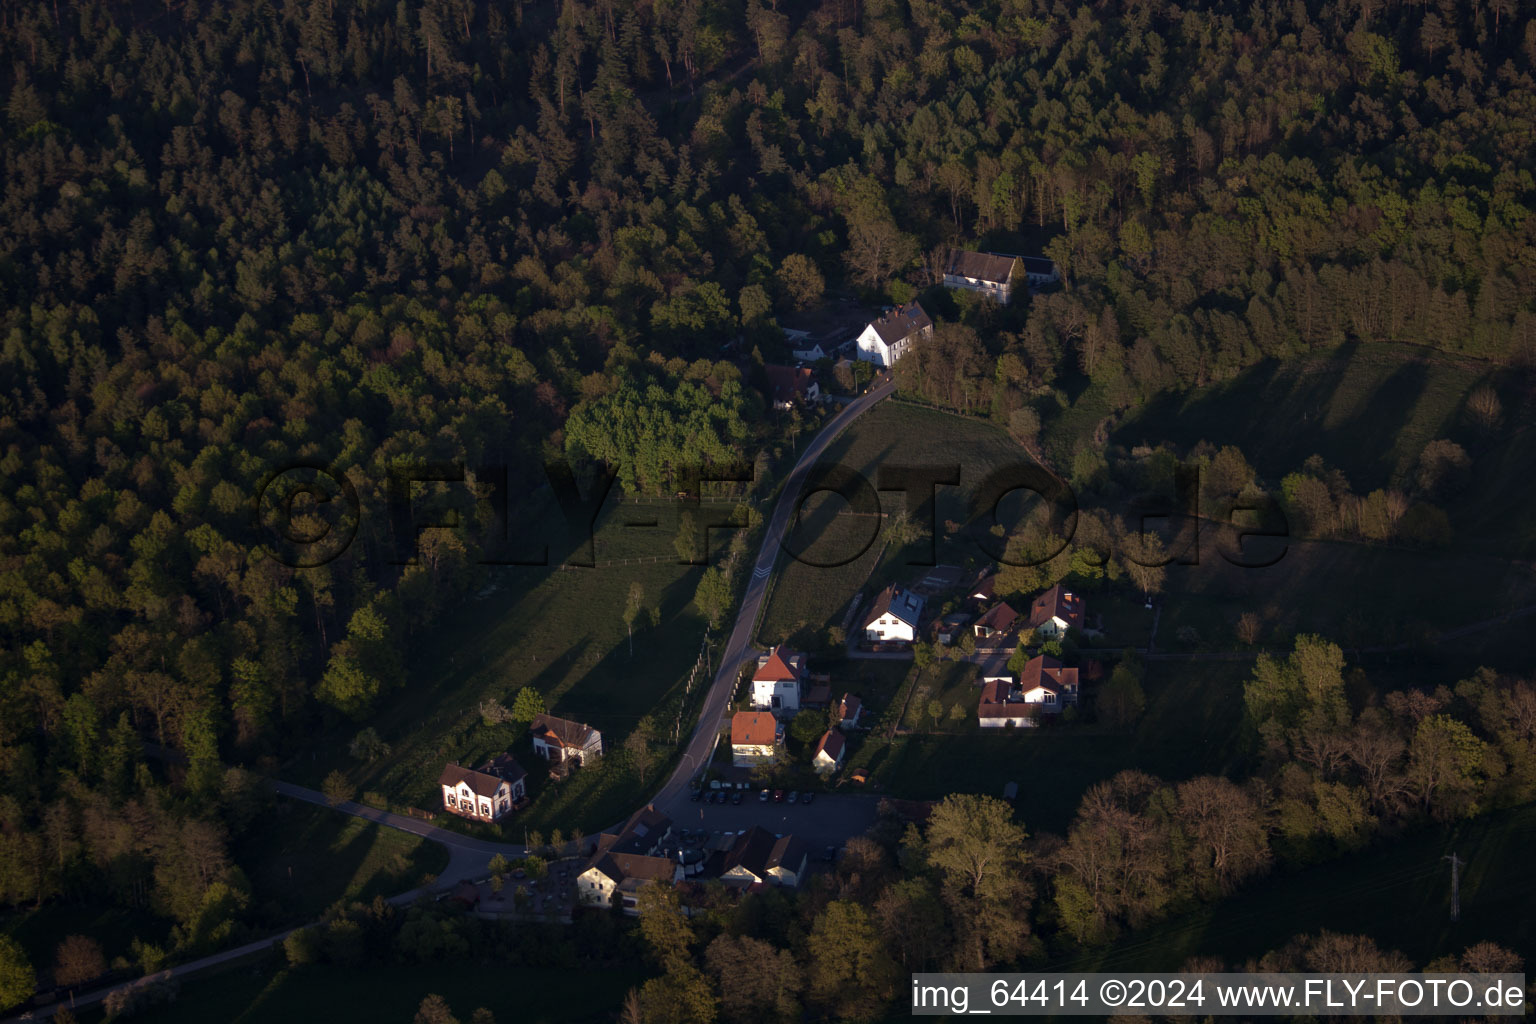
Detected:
[
  {"left": 822, "top": 845, "right": 838, "bottom": 862},
  {"left": 802, "top": 791, "right": 815, "bottom": 805},
  {"left": 690, "top": 788, "right": 704, "bottom": 802},
  {"left": 759, "top": 789, "right": 770, "bottom": 802},
  {"left": 787, "top": 790, "right": 799, "bottom": 804},
  {"left": 731, "top": 790, "right": 743, "bottom": 804},
  {"left": 773, "top": 789, "right": 785, "bottom": 803},
  {"left": 711, "top": 791, "right": 725, "bottom": 804}
]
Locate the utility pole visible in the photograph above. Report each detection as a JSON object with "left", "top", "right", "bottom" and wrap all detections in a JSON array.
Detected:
[{"left": 1443, "top": 851, "right": 1463, "bottom": 922}]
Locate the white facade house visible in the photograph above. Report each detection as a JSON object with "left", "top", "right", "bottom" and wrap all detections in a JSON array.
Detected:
[
  {"left": 577, "top": 806, "right": 679, "bottom": 914},
  {"left": 1028, "top": 584, "right": 1085, "bottom": 639},
  {"left": 1019, "top": 654, "right": 1080, "bottom": 706},
  {"left": 861, "top": 584, "right": 925, "bottom": 643},
  {"left": 977, "top": 677, "right": 1036, "bottom": 729},
  {"left": 731, "top": 711, "right": 782, "bottom": 766},
  {"left": 854, "top": 303, "right": 933, "bottom": 367},
  {"left": 438, "top": 756, "right": 526, "bottom": 823},
  {"left": 751, "top": 646, "right": 805, "bottom": 711},
  {"left": 813, "top": 730, "right": 846, "bottom": 774},
  {"left": 943, "top": 250, "right": 1021, "bottom": 305},
  {"left": 720, "top": 827, "right": 808, "bottom": 888},
  {"left": 529, "top": 714, "right": 602, "bottom": 775}
]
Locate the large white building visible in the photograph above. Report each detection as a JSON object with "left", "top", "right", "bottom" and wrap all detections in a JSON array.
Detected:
[
  {"left": 943, "top": 250, "right": 1021, "bottom": 304},
  {"left": 751, "top": 646, "right": 805, "bottom": 711},
  {"left": 438, "top": 754, "right": 526, "bottom": 823},
  {"left": 854, "top": 303, "right": 933, "bottom": 367}
]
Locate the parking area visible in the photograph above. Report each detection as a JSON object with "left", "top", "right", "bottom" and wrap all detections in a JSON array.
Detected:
[{"left": 656, "top": 789, "right": 881, "bottom": 853}]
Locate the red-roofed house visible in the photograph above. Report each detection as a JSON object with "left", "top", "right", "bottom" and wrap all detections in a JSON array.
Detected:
[
  {"left": 731, "top": 711, "right": 783, "bottom": 766},
  {"left": 752, "top": 646, "right": 806, "bottom": 712},
  {"left": 1027, "top": 584, "right": 1085, "bottom": 639},
  {"left": 977, "top": 677, "right": 1036, "bottom": 729},
  {"left": 1018, "top": 654, "right": 1080, "bottom": 708},
  {"left": 813, "top": 730, "right": 846, "bottom": 773},
  {"left": 764, "top": 365, "right": 820, "bottom": 409},
  {"left": 973, "top": 601, "right": 1018, "bottom": 639}
]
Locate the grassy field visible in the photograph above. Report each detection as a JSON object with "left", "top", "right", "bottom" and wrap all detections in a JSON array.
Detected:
[
  {"left": 109, "top": 961, "right": 645, "bottom": 1024},
  {"left": 238, "top": 801, "right": 449, "bottom": 925},
  {"left": 286, "top": 496, "right": 718, "bottom": 836},
  {"left": 758, "top": 401, "right": 1037, "bottom": 650},
  {"left": 1109, "top": 342, "right": 1497, "bottom": 492},
  {"left": 872, "top": 660, "right": 1252, "bottom": 834},
  {"left": 1149, "top": 523, "right": 1536, "bottom": 654},
  {"left": 1053, "top": 802, "right": 1536, "bottom": 972}
]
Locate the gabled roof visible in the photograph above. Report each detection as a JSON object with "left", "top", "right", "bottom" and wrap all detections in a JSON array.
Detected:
[
  {"left": 1019, "top": 255, "right": 1057, "bottom": 277},
  {"left": 865, "top": 302, "right": 933, "bottom": 347},
  {"left": 753, "top": 646, "right": 803, "bottom": 683},
  {"left": 1028, "top": 584, "right": 1084, "bottom": 631},
  {"left": 978, "top": 677, "right": 1039, "bottom": 720},
  {"left": 479, "top": 752, "right": 527, "bottom": 785},
  {"left": 863, "top": 584, "right": 925, "bottom": 629},
  {"left": 731, "top": 711, "right": 780, "bottom": 747},
  {"left": 838, "top": 693, "right": 861, "bottom": 722},
  {"left": 1019, "top": 654, "right": 1079, "bottom": 695},
  {"left": 530, "top": 713, "right": 600, "bottom": 749},
  {"left": 969, "top": 573, "right": 996, "bottom": 602},
  {"left": 722, "top": 826, "right": 807, "bottom": 879},
  {"left": 975, "top": 601, "right": 1018, "bottom": 633},
  {"left": 438, "top": 763, "right": 506, "bottom": 798},
  {"left": 586, "top": 851, "right": 676, "bottom": 886},
  {"left": 764, "top": 365, "right": 815, "bottom": 404},
  {"left": 946, "top": 249, "right": 1019, "bottom": 285},
  {"left": 814, "top": 730, "right": 845, "bottom": 761}
]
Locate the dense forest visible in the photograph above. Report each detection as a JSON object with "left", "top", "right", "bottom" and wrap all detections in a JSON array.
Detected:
[{"left": 1, "top": 0, "right": 1534, "bottom": 1014}]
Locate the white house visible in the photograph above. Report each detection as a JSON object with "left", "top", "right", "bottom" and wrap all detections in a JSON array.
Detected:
[
  {"left": 438, "top": 756, "right": 526, "bottom": 823},
  {"left": 862, "top": 584, "right": 925, "bottom": 644},
  {"left": 731, "top": 710, "right": 782, "bottom": 766},
  {"left": 577, "top": 852, "right": 680, "bottom": 913},
  {"left": 812, "top": 730, "right": 845, "bottom": 773},
  {"left": 529, "top": 713, "right": 603, "bottom": 776},
  {"left": 1027, "top": 584, "right": 1085, "bottom": 639},
  {"left": 854, "top": 302, "right": 933, "bottom": 367},
  {"left": 944, "top": 250, "right": 1021, "bottom": 305},
  {"left": 577, "top": 806, "right": 679, "bottom": 913},
  {"left": 783, "top": 328, "right": 824, "bottom": 362},
  {"left": 720, "top": 827, "right": 808, "bottom": 888},
  {"left": 1019, "top": 255, "right": 1060, "bottom": 290},
  {"left": 973, "top": 601, "right": 1018, "bottom": 639},
  {"left": 1018, "top": 654, "right": 1080, "bottom": 707},
  {"left": 751, "top": 646, "right": 805, "bottom": 711},
  {"left": 977, "top": 677, "right": 1036, "bottom": 729}
]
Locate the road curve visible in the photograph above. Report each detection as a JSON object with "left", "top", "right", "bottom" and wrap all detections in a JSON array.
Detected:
[{"left": 649, "top": 379, "right": 896, "bottom": 809}]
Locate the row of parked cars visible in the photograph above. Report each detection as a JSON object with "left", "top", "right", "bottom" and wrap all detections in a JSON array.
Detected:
[{"left": 690, "top": 786, "right": 818, "bottom": 804}]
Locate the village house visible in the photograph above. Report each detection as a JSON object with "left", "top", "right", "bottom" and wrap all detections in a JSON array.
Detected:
[
  {"left": 731, "top": 710, "right": 783, "bottom": 766},
  {"left": 977, "top": 676, "right": 1037, "bottom": 729},
  {"left": 763, "top": 364, "right": 820, "bottom": 409},
  {"left": 973, "top": 601, "right": 1018, "bottom": 640},
  {"left": 529, "top": 713, "right": 603, "bottom": 777},
  {"left": 861, "top": 584, "right": 926, "bottom": 644},
  {"left": 576, "top": 806, "right": 679, "bottom": 913},
  {"left": 837, "top": 693, "right": 862, "bottom": 730},
  {"left": 943, "top": 249, "right": 1021, "bottom": 305},
  {"left": 719, "top": 827, "right": 809, "bottom": 888},
  {"left": 1019, "top": 654, "right": 1080, "bottom": 707},
  {"left": 1028, "top": 584, "right": 1085, "bottom": 639},
  {"left": 813, "top": 730, "right": 846, "bottom": 774},
  {"left": 751, "top": 646, "right": 806, "bottom": 712},
  {"left": 438, "top": 754, "right": 527, "bottom": 823},
  {"left": 854, "top": 302, "right": 933, "bottom": 367},
  {"left": 1019, "top": 255, "right": 1061, "bottom": 290}
]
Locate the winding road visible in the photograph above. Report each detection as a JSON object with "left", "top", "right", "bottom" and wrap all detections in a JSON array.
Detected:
[
  {"left": 649, "top": 378, "right": 896, "bottom": 810},
  {"left": 0, "top": 379, "right": 898, "bottom": 1024}
]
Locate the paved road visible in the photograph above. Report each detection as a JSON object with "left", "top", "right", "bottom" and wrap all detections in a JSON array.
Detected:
[
  {"left": 649, "top": 379, "right": 897, "bottom": 809},
  {"left": 659, "top": 791, "right": 880, "bottom": 852}
]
